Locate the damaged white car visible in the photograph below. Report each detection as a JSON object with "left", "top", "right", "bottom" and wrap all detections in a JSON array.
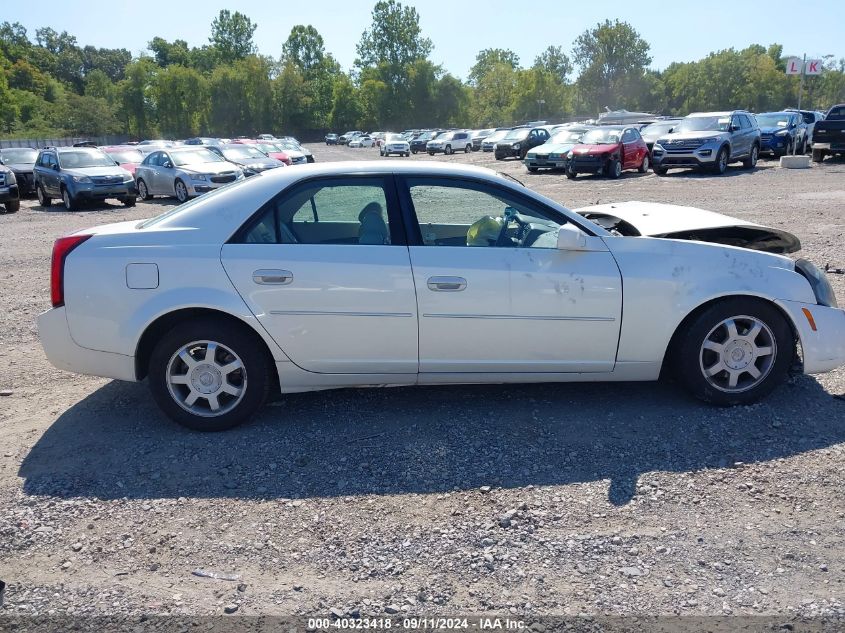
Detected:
[{"left": 38, "top": 162, "right": 845, "bottom": 431}]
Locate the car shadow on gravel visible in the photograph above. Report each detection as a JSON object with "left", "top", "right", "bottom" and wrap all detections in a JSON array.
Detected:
[{"left": 19, "top": 375, "right": 843, "bottom": 506}]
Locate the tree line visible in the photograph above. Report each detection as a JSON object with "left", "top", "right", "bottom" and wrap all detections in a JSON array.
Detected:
[{"left": 1, "top": 1, "right": 844, "bottom": 140}]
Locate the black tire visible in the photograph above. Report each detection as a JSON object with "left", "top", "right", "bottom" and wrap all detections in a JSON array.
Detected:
[
  {"left": 428, "top": 151, "right": 435, "bottom": 156},
  {"left": 5, "top": 199, "right": 20, "bottom": 213},
  {"left": 148, "top": 317, "right": 272, "bottom": 431},
  {"left": 37, "top": 184, "right": 52, "bottom": 207},
  {"left": 713, "top": 146, "right": 729, "bottom": 174},
  {"left": 607, "top": 159, "right": 622, "bottom": 179},
  {"left": 653, "top": 165, "right": 668, "bottom": 176},
  {"left": 527, "top": 166, "right": 538, "bottom": 173},
  {"left": 742, "top": 144, "right": 759, "bottom": 169},
  {"left": 638, "top": 154, "right": 650, "bottom": 173},
  {"left": 404, "top": 153, "right": 409, "bottom": 157},
  {"left": 445, "top": 145, "right": 452, "bottom": 155},
  {"left": 137, "top": 179, "right": 152, "bottom": 200},
  {"left": 121, "top": 196, "right": 136, "bottom": 207},
  {"left": 812, "top": 148, "right": 825, "bottom": 163},
  {"left": 464, "top": 144, "right": 471, "bottom": 153},
  {"left": 61, "top": 187, "right": 79, "bottom": 211},
  {"left": 673, "top": 297, "right": 793, "bottom": 406},
  {"left": 412, "top": 149, "right": 418, "bottom": 155},
  {"left": 565, "top": 169, "right": 577, "bottom": 180}
]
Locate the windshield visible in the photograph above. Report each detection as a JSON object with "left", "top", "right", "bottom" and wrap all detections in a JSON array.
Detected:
[
  {"left": 641, "top": 122, "right": 678, "bottom": 138},
  {"left": 676, "top": 116, "right": 731, "bottom": 133},
  {"left": 107, "top": 149, "right": 144, "bottom": 164},
  {"left": 256, "top": 144, "right": 280, "bottom": 154},
  {"left": 485, "top": 130, "right": 509, "bottom": 143},
  {"left": 385, "top": 133, "right": 405, "bottom": 142},
  {"left": 756, "top": 113, "right": 790, "bottom": 128},
  {"left": 581, "top": 128, "right": 623, "bottom": 144},
  {"left": 503, "top": 128, "right": 529, "bottom": 141},
  {"left": 549, "top": 130, "right": 587, "bottom": 144},
  {"left": 57, "top": 149, "right": 117, "bottom": 168},
  {"left": 436, "top": 132, "right": 455, "bottom": 141},
  {"left": 1, "top": 148, "right": 38, "bottom": 163},
  {"left": 222, "top": 146, "right": 266, "bottom": 160},
  {"left": 277, "top": 142, "right": 301, "bottom": 152},
  {"left": 170, "top": 149, "right": 223, "bottom": 166}
]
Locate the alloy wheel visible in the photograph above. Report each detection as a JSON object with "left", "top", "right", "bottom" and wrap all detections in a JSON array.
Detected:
[
  {"left": 698, "top": 315, "right": 776, "bottom": 393},
  {"left": 166, "top": 340, "right": 247, "bottom": 418}
]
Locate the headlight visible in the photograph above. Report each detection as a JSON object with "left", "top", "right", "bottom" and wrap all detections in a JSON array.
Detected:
[
  {"left": 6, "top": 171, "right": 16, "bottom": 184},
  {"left": 567, "top": 151, "right": 574, "bottom": 159},
  {"left": 796, "top": 259, "right": 838, "bottom": 308},
  {"left": 775, "top": 130, "right": 789, "bottom": 137},
  {"left": 191, "top": 174, "right": 207, "bottom": 181},
  {"left": 703, "top": 137, "right": 721, "bottom": 145},
  {"left": 71, "top": 175, "right": 92, "bottom": 183},
  {"left": 512, "top": 143, "right": 521, "bottom": 150}
]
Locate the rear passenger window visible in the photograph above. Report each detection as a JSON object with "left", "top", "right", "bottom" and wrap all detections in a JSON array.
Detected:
[{"left": 239, "top": 179, "right": 394, "bottom": 246}]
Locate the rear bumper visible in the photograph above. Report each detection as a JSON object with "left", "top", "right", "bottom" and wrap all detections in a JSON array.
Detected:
[
  {"left": 776, "top": 300, "right": 845, "bottom": 374},
  {"left": 37, "top": 307, "right": 138, "bottom": 382}
]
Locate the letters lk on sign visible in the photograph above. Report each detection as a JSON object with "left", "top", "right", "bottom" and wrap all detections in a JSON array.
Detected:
[{"left": 805, "top": 59, "right": 822, "bottom": 75}]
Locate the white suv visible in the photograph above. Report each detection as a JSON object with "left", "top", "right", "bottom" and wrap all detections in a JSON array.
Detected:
[
  {"left": 426, "top": 131, "right": 473, "bottom": 155},
  {"left": 380, "top": 134, "right": 411, "bottom": 157}
]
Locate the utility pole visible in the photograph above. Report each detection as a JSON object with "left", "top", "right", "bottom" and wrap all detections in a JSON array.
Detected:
[{"left": 536, "top": 99, "right": 545, "bottom": 120}]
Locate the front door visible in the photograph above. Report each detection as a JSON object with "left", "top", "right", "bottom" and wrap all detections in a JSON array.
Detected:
[
  {"left": 397, "top": 177, "right": 622, "bottom": 374},
  {"left": 221, "top": 175, "right": 419, "bottom": 374}
]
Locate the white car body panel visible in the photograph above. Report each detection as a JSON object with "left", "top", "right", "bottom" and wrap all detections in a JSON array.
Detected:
[{"left": 36, "top": 162, "right": 845, "bottom": 395}]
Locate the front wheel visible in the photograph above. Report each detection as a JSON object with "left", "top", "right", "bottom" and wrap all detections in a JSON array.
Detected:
[
  {"left": 174, "top": 179, "right": 189, "bottom": 203},
  {"left": 565, "top": 169, "right": 577, "bottom": 180},
  {"left": 673, "top": 298, "right": 793, "bottom": 406},
  {"left": 5, "top": 199, "right": 20, "bottom": 213},
  {"left": 121, "top": 196, "right": 136, "bottom": 207},
  {"left": 412, "top": 149, "right": 418, "bottom": 155},
  {"left": 713, "top": 147, "right": 729, "bottom": 175},
  {"left": 137, "top": 179, "right": 152, "bottom": 200},
  {"left": 653, "top": 165, "right": 668, "bottom": 176},
  {"left": 148, "top": 318, "right": 271, "bottom": 431},
  {"left": 606, "top": 159, "right": 622, "bottom": 179},
  {"left": 62, "top": 188, "right": 79, "bottom": 211}
]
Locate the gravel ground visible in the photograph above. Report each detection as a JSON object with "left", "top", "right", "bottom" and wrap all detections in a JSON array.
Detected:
[{"left": 1, "top": 144, "right": 844, "bottom": 626}]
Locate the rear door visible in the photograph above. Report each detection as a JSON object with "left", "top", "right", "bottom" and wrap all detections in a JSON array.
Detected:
[
  {"left": 620, "top": 129, "right": 639, "bottom": 169},
  {"left": 220, "top": 174, "right": 419, "bottom": 374}
]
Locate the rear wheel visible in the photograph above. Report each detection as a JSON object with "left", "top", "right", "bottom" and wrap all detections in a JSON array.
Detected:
[
  {"left": 445, "top": 145, "right": 452, "bottom": 155},
  {"left": 37, "top": 184, "right": 52, "bottom": 207},
  {"left": 121, "top": 196, "right": 136, "bottom": 207},
  {"left": 566, "top": 169, "right": 577, "bottom": 180},
  {"left": 148, "top": 318, "right": 271, "bottom": 431},
  {"left": 674, "top": 298, "right": 793, "bottom": 406},
  {"left": 464, "top": 144, "right": 471, "bottom": 153},
  {"left": 638, "top": 154, "right": 650, "bottom": 173},
  {"left": 742, "top": 144, "right": 758, "bottom": 169}
]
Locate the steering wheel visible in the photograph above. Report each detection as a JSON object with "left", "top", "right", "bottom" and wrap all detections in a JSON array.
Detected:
[{"left": 495, "top": 207, "right": 529, "bottom": 247}]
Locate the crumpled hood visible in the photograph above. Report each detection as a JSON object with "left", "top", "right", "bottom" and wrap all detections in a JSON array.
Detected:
[
  {"left": 531, "top": 142, "right": 578, "bottom": 155},
  {"left": 570, "top": 143, "right": 619, "bottom": 155},
  {"left": 574, "top": 201, "right": 801, "bottom": 254}
]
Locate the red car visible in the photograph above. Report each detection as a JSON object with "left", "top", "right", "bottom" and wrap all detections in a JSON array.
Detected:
[
  {"left": 255, "top": 142, "right": 292, "bottom": 166},
  {"left": 566, "top": 126, "right": 650, "bottom": 179},
  {"left": 100, "top": 145, "right": 145, "bottom": 177}
]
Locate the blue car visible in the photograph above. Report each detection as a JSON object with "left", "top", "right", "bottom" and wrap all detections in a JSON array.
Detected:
[{"left": 755, "top": 111, "right": 808, "bottom": 156}]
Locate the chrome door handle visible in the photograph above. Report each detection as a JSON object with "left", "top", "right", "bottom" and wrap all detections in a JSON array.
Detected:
[
  {"left": 253, "top": 269, "right": 293, "bottom": 285},
  {"left": 427, "top": 276, "right": 467, "bottom": 292}
]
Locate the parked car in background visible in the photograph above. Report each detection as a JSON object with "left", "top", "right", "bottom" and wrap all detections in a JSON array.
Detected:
[
  {"left": 325, "top": 133, "right": 339, "bottom": 145},
  {"left": 471, "top": 128, "right": 496, "bottom": 151},
  {"left": 651, "top": 111, "right": 760, "bottom": 175},
  {"left": 597, "top": 109, "right": 657, "bottom": 125},
  {"left": 255, "top": 143, "right": 292, "bottom": 166},
  {"left": 207, "top": 144, "right": 285, "bottom": 176},
  {"left": 348, "top": 135, "right": 375, "bottom": 148},
  {"left": 100, "top": 145, "right": 145, "bottom": 177},
  {"left": 566, "top": 126, "right": 649, "bottom": 179},
  {"left": 257, "top": 134, "right": 276, "bottom": 141},
  {"left": 184, "top": 137, "right": 222, "bottom": 146},
  {"left": 134, "top": 147, "right": 244, "bottom": 203},
  {"left": 755, "top": 111, "right": 808, "bottom": 156},
  {"left": 274, "top": 141, "right": 310, "bottom": 165},
  {"left": 0, "top": 164, "right": 20, "bottom": 212},
  {"left": 34, "top": 146, "right": 136, "bottom": 210},
  {"left": 810, "top": 104, "right": 845, "bottom": 163},
  {"left": 380, "top": 133, "right": 411, "bottom": 157},
  {"left": 785, "top": 109, "right": 826, "bottom": 148},
  {"left": 338, "top": 131, "right": 363, "bottom": 145},
  {"left": 138, "top": 139, "right": 177, "bottom": 147},
  {"left": 495, "top": 126, "right": 552, "bottom": 160},
  {"left": 524, "top": 126, "right": 594, "bottom": 172},
  {"left": 411, "top": 130, "right": 440, "bottom": 154},
  {"left": 427, "top": 131, "right": 473, "bottom": 155},
  {"left": 0, "top": 147, "right": 38, "bottom": 195},
  {"left": 639, "top": 119, "right": 683, "bottom": 154},
  {"left": 37, "top": 161, "right": 845, "bottom": 431},
  {"left": 481, "top": 129, "right": 511, "bottom": 152}
]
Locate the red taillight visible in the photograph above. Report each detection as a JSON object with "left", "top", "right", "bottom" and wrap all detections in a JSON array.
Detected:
[{"left": 50, "top": 234, "right": 92, "bottom": 307}]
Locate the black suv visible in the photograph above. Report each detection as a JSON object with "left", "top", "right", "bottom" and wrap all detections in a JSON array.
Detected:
[{"left": 494, "top": 126, "right": 552, "bottom": 160}]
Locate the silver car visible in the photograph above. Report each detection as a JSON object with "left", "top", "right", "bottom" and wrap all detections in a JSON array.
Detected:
[{"left": 135, "top": 148, "right": 244, "bottom": 203}]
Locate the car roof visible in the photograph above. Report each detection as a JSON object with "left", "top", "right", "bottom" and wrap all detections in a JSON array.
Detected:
[{"left": 687, "top": 111, "right": 742, "bottom": 117}]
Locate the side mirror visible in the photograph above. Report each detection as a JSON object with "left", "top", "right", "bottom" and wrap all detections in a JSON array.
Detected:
[
  {"left": 163, "top": 161, "right": 173, "bottom": 169},
  {"left": 729, "top": 124, "right": 739, "bottom": 132},
  {"left": 556, "top": 224, "right": 588, "bottom": 251},
  {"left": 53, "top": 163, "right": 60, "bottom": 171},
  {"left": 114, "top": 160, "right": 121, "bottom": 166}
]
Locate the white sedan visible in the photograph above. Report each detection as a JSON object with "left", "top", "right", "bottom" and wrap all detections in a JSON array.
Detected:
[
  {"left": 347, "top": 135, "right": 375, "bottom": 148},
  {"left": 38, "top": 162, "right": 845, "bottom": 431}
]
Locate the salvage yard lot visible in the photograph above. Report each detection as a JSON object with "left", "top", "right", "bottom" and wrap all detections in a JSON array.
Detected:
[{"left": 1, "top": 145, "right": 844, "bottom": 620}]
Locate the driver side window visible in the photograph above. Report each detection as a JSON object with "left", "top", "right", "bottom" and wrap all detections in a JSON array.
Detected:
[{"left": 406, "top": 179, "right": 563, "bottom": 249}]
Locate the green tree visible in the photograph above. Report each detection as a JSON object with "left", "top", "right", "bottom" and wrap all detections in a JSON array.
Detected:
[
  {"left": 83, "top": 68, "right": 115, "bottom": 102},
  {"left": 572, "top": 19, "right": 652, "bottom": 113},
  {"left": 470, "top": 61, "right": 519, "bottom": 126},
  {"left": 282, "top": 25, "right": 326, "bottom": 74},
  {"left": 468, "top": 48, "right": 520, "bottom": 85},
  {"left": 355, "top": 0, "right": 432, "bottom": 70},
  {"left": 330, "top": 73, "right": 362, "bottom": 130},
  {"left": 210, "top": 10, "right": 257, "bottom": 65},
  {"left": 0, "top": 71, "right": 18, "bottom": 133},
  {"left": 154, "top": 65, "right": 209, "bottom": 137},
  {"left": 533, "top": 46, "right": 572, "bottom": 84},
  {"left": 81, "top": 45, "right": 131, "bottom": 82},
  {"left": 119, "top": 57, "right": 158, "bottom": 138},
  {"left": 0, "top": 21, "right": 31, "bottom": 63},
  {"left": 62, "top": 92, "right": 119, "bottom": 136},
  {"left": 148, "top": 37, "right": 191, "bottom": 68}
]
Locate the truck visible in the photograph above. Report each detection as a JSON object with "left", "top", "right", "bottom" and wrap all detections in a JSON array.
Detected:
[{"left": 811, "top": 104, "right": 845, "bottom": 163}]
